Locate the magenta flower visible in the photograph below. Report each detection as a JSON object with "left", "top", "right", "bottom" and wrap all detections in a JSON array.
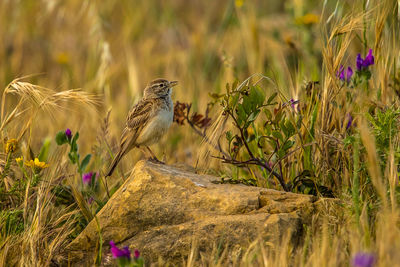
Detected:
[
  {"left": 134, "top": 249, "right": 140, "bottom": 259},
  {"left": 356, "top": 49, "right": 374, "bottom": 71},
  {"left": 110, "top": 241, "right": 131, "bottom": 259},
  {"left": 352, "top": 252, "right": 376, "bottom": 267},
  {"left": 82, "top": 172, "right": 93, "bottom": 185},
  {"left": 65, "top": 128, "right": 72, "bottom": 140}
]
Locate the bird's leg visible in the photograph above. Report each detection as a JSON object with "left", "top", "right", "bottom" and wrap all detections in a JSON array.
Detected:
[
  {"left": 145, "top": 146, "right": 164, "bottom": 164},
  {"left": 139, "top": 146, "right": 150, "bottom": 158}
]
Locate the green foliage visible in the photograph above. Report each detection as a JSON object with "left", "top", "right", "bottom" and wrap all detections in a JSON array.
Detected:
[
  {"left": 80, "top": 154, "right": 92, "bottom": 173},
  {"left": 366, "top": 106, "right": 400, "bottom": 159},
  {"left": 55, "top": 131, "right": 69, "bottom": 145},
  {"left": 0, "top": 209, "right": 24, "bottom": 236},
  {"left": 215, "top": 79, "right": 328, "bottom": 194},
  {"left": 56, "top": 129, "right": 93, "bottom": 176},
  {"left": 38, "top": 138, "right": 51, "bottom": 162},
  {"left": 115, "top": 257, "right": 144, "bottom": 267}
]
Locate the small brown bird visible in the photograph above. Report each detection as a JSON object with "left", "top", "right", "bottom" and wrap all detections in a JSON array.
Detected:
[{"left": 106, "top": 78, "right": 177, "bottom": 177}]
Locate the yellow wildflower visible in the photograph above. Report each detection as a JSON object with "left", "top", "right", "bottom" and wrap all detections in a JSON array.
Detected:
[
  {"left": 295, "top": 13, "right": 319, "bottom": 25},
  {"left": 247, "top": 127, "right": 255, "bottom": 136},
  {"left": 5, "top": 139, "right": 18, "bottom": 153},
  {"left": 235, "top": 0, "right": 244, "bottom": 7},
  {"left": 15, "top": 157, "right": 23, "bottom": 164},
  {"left": 25, "top": 158, "right": 49, "bottom": 169},
  {"left": 55, "top": 52, "right": 69, "bottom": 65}
]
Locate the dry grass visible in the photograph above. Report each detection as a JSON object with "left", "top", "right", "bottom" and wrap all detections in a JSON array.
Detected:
[{"left": 0, "top": 0, "right": 399, "bottom": 266}]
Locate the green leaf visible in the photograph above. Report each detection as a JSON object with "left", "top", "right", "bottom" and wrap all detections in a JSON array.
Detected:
[
  {"left": 279, "top": 119, "right": 288, "bottom": 136},
  {"left": 264, "top": 109, "right": 272, "bottom": 121},
  {"left": 242, "top": 95, "right": 253, "bottom": 115},
  {"left": 277, "top": 148, "right": 285, "bottom": 158},
  {"left": 71, "top": 132, "right": 79, "bottom": 152},
  {"left": 236, "top": 104, "right": 246, "bottom": 127},
  {"left": 68, "top": 152, "right": 75, "bottom": 164},
  {"left": 267, "top": 92, "right": 278, "bottom": 105},
  {"left": 267, "top": 138, "right": 276, "bottom": 148},
  {"left": 297, "top": 114, "right": 304, "bottom": 130},
  {"left": 285, "top": 121, "right": 296, "bottom": 137},
  {"left": 80, "top": 154, "right": 92, "bottom": 173},
  {"left": 272, "top": 131, "right": 284, "bottom": 142},
  {"left": 274, "top": 109, "right": 284, "bottom": 124},
  {"left": 247, "top": 134, "right": 256, "bottom": 143},
  {"left": 264, "top": 124, "right": 272, "bottom": 135},
  {"left": 226, "top": 131, "right": 233, "bottom": 142},
  {"left": 55, "top": 131, "right": 68, "bottom": 145},
  {"left": 282, "top": 140, "right": 295, "bottom": 151},
  {"left": 228, "top": 93, "right": 240, "bottom": 108},
  {"left": 232, "top": 80, "right": 239, "bottom": 91},
  {"left": 248, "top": 110, "right": 260, "bottom": 123},
  {"left": 249, "top": 86, "right": 265, "bottom": 107},
  {"left": 38, "top": 138, "right": 51, "bottom": 162}
]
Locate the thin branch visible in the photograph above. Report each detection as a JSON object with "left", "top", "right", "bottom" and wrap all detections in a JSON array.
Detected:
[
  {"left": 214, "top": 155, "right": 289, "bottom": 191},
  {"left": 183, "top": 103, "right": 229, "bottom": 158}
]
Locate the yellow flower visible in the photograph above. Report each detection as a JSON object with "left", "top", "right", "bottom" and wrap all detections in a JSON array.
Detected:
[
  {"left": 5, "top": 139, "right": 18, "bottom": 153},
  {"left": 15, "top": 157, "right": 23, "bottom": 164},
  {"left": 25, "top": 158, "right": 49, "bottom": 169},
  {"left": 295, "top": 13, "right": 319, "bottom": 25},
  {"left": 235, "top": 0, "right": 244, "bottom": 7},
  {"left": 247, "top": 127, "right": 255, "bottom": 136},
  {"left": 55, "top": 52, "right": 69, "bottom": 65}
]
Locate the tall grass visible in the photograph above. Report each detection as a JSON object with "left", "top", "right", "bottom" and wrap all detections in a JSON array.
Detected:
[{"left": 0, "top": 0, "right": 399, "bottom": 266}]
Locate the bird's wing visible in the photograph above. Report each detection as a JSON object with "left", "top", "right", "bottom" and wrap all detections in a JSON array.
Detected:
[
  {"left": 117, "top": 99, "right": 154, "bottom": 154},
  {"left": 106, "top": 99, "right": 154, "bottom": 176},
  {"left": 126, "top": 99, "right": 154, "bottom": 130}
]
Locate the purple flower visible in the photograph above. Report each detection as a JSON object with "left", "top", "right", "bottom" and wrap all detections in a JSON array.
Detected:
[
  {"left": 65, "top": 128, "right": 72, "bottom": 140},
  {"left": 110, "top": 241, "right": 131, "bottom": 259},
  {"left": 82, "top": 172, "right": 93, "bottom": 185},
  {"left": 134, "top": 249, "right": 140, "bottom": 259},
  {"left": 352, "top": 252, "right": 376, "bottom": 267},
  {"left": 88, "top": 196, "right": 94, "bottom": 205},
  {"left": 364, "top": 49, "right": 374, "bottom": 66},
  {"left": 338, "top": 65, "right": 345, "bottom": 81},
  {"left": 356, "top": 49, "right": 375, "bottom": 71},
  {"left": 289, "top": 99, "right": 299, "bottom": 109},
  {"left": 356, "top": 54, "right": 364, "bottom": 71},
  {"left": 347, "top": 67, "right": 353, "bottom": 82},
  {"left": 346, "top": 114, "right": 353, "bottom": 130}
]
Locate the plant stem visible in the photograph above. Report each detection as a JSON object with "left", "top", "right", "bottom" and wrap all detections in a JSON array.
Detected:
[{"left": 352, "top": 135, "right": 361, "bottom": 230}]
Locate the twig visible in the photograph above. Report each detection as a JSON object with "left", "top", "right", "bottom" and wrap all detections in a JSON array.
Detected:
[
  {"left": 183, "top": 103, "right": 229, "bottom": 158},
  {"left": 213, "top": 155, "right": 289, "bottom": 191}
]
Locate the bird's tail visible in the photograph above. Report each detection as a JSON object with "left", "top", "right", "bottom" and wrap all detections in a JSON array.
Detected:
[{"left": 106, "top": 150, "right": 123, "bottom": 177}]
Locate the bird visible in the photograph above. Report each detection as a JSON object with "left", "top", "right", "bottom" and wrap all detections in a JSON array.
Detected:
[{"left": 105, "top": 78, "right": 177, "bottom": 177}]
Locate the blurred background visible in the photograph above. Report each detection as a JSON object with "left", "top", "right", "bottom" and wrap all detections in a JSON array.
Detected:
[{"left": 0, "top": 0, "right": 356, "bottom": 170}]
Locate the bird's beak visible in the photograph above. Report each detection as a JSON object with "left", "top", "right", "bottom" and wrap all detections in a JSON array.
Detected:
[{"left": 169, "top": 81, "right": 178, "bottom": 87}]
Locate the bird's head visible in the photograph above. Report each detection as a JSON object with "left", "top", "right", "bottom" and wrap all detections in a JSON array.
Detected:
[{"left": 143, "top": 78, "right": 178, "bottom": 99}]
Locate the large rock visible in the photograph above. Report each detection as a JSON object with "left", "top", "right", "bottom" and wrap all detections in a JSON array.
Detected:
[{"left": 66, "top": 160, "right": 318, "bottom": 265}]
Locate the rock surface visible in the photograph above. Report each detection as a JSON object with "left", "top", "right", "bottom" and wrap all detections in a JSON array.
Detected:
[{"left": 66, "top": 160, "right": 318, "bottom": 265}]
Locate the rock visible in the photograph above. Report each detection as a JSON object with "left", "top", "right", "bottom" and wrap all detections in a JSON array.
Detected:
[{"left": 66, "top": 160, "right": 318, "bottom": 265}]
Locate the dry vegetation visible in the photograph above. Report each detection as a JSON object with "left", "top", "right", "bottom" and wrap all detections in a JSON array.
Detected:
[{"left": 0, "top": 0, "right": 400, "bottom": 266}]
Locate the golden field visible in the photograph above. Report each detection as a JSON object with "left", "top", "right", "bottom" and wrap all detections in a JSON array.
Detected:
[{"left": 0, "top": 0, "right": 400, "bottom": 266}]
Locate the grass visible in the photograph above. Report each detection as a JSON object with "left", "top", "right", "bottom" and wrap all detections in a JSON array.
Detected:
[{"left": 0, "top": 0, "right": 400, "bottom": 266}]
